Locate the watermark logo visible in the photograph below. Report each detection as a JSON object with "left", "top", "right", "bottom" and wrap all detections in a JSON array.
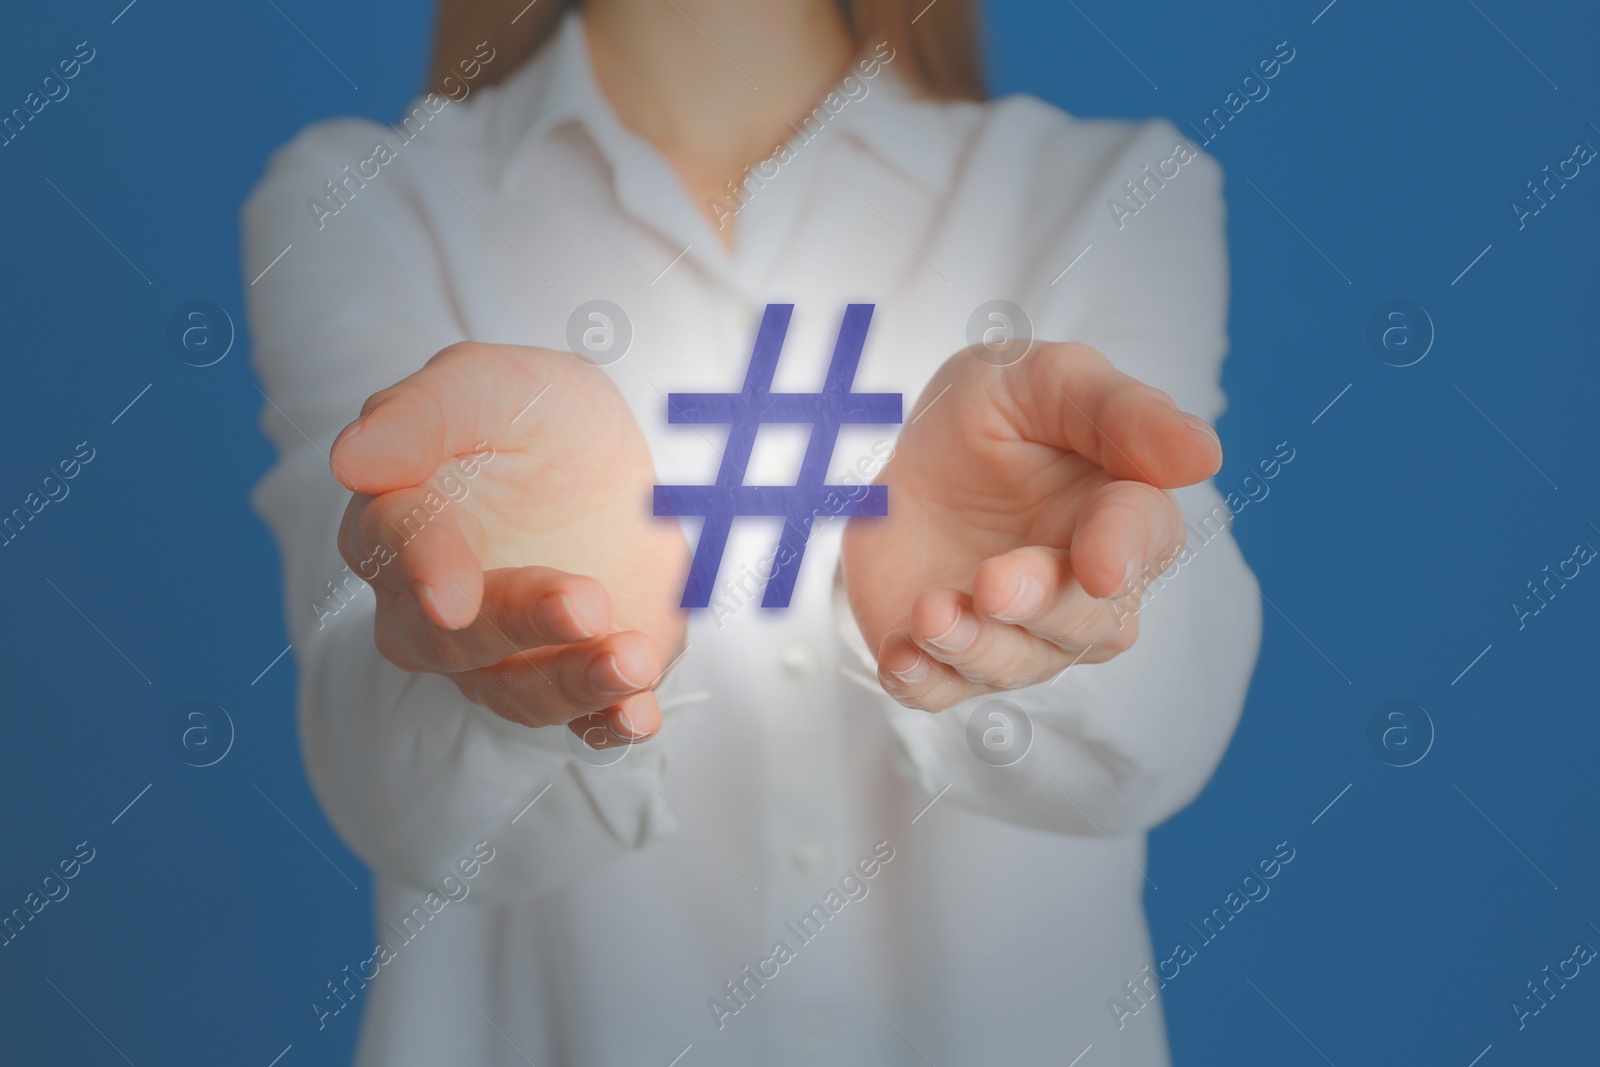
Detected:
[
  {"left": 167, "top": 701, "right": 235, "bottom": 768},
  {"left": 965, "top": 300, "right": 1034, "bottom": 368},
  {"left": 565, "top": 299, "right": 632, "bottom": 367},
  {"left": 1366, "top": 300, "right": 1433, "bottom": 367},
  {"left": 166, "top": 300, "right": 234, "bottom": 367},
  {"left": 565, "top": 720, "right": 631, "bottom": 767},
  {"left": 1366, "top": 699, "right": 1434, "bottom": 768},
  {"left": 965, "top": 699, "right": 1033, "bottom": 767}
]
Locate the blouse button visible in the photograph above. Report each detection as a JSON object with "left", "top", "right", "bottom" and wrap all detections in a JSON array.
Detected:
[
  {"left": 780, "top": 644, "right": 819, "bottom": 679},
  {"left": 791, "top": 841, "right": 826, "bottom": 873}
]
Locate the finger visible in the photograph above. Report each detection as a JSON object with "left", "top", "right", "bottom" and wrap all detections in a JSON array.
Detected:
[
  {"left": 908, "top": 588, "right": 1070, "bottom": 689},
  {"left": 462, "top": 567, "right": 610, "bottom": 661},
  {"left": 567, "top": 691, "right": 664, "bottom": 748},
  {"left": 379, "top": 566, "right": 613, "bottom": 674},
  {"left": 344, "top": 486, "right": 484, "bottom": 630},
  {"left": 1011, "top": 343, "right": 1222, "bottom": 488},
  {"left": 875, "top": 631, "right": 985, "bottom": 713},
  {"left": 330, "top": 343, "right": 553, "bottom": 494},
  {"left": 971, "top": 546, "right": 1141, "bottom": 659},
  {"left": 455, "top": 631, "right": 662, "bottom": 728},
  {"left": 1068, "top": 480, "right": 1186, "bottom": 599}
]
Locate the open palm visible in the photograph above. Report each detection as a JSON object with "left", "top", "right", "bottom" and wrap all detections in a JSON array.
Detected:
[
  {"left": 840, "top": 342, "right": 1222, "bottom": 712},
  {"left": 332, "top": 342, "right": 689, "bottom": 746}
]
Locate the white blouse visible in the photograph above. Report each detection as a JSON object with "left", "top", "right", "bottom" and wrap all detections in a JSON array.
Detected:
[{"left": 245, "top": 13, "right": 1260, "bottom": 1067}]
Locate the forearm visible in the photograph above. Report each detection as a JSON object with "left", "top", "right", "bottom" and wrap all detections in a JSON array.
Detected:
[
  {"left": 298, "top": 612, "right": 674, "bottom": 902},
  {"left": 259, "top": 451, "right": 675, "bottom": 904}
]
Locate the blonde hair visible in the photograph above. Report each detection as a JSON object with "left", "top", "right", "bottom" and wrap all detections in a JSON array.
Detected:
[{"left": 427, "top": 0, "right": 985, "bottom": 100}]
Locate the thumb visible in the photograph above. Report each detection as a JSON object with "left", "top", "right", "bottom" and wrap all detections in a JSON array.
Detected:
[
  {"left": 1011, "top": 343, "right": 1222, "bottom": 488},
  {"left": 331, "top": 387, "right": 448, "bottom": 493},
  {"left": 331, "top": 343, "right": 552, "bottom": 493}
]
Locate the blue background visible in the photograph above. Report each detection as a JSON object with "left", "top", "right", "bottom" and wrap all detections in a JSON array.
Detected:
[{"left": 2, "top": 0, "right": 1596, "bottom": 1063}]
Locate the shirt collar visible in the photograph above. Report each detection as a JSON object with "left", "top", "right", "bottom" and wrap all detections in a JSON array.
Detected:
[
  {"left": 488, "top": 11, "right": 610, "bottom": 191},
  {"left": 828, "top": 56, "right": 965, "bottom": 195},
  {"left": 488, "top": 12, "right": 963, "bottom": 198}
]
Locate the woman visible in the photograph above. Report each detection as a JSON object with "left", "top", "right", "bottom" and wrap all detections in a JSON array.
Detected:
[{"left": 244, "top": 0, "right": 1261, "bottom": 1063}]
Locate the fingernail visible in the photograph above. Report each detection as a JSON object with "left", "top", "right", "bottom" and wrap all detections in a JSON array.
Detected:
[
  {"left": 608, "top": 708, "right": 650, "bottom": 742},
  {"left": 927, "top": 609, "right": 978, "bottom": 653},
  {"left": 995, "top": 575, "right": 1044, "bottom": 622},
  {"left": 888, "top": 652, "right": 928, "bottom": 686},
  {"left": 560, "top": 594, "right": 596, "bottom": 638},
  {"left": 577, "top": 719, "right": 611, "bottom": 750},
  {"left": 1181, "top": 412, "right": 1220, "bottom": 447},
  {"left": 538, "top": 593, "right": 594, "bottom": 640},
  {"left": 1118, "top": 557, "right": 1144, "bottom": 598},
  {"left": 590, "top": 653, "right": 648, "bottom": 695},
  {"left": 413, "top": 581, "right": 455, "bottom": 629},
  {"left": 331, "top": 416, "right": 367, "bottom": 454}
]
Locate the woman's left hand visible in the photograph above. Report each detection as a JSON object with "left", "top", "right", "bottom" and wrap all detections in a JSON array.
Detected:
[{"left": 839, "top": 341, "right": 1223, "bottom": 712}]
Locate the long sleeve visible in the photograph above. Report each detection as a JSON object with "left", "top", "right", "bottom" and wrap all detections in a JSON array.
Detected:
[
  {"left": 243, "top": 118, "right": 674, "bottom": 904},
  {"left": 841, "top": 114, "right": 1262, "bottom": 837}
]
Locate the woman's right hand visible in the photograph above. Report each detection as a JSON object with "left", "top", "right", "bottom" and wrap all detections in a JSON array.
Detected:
[{"left": 329, "top": 342, "right": 690, "bottom": 749}]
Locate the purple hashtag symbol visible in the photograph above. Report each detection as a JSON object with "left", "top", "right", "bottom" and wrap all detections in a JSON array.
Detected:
[{"left": 654, "top": 304, "right": 902, "bottom": 609}]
